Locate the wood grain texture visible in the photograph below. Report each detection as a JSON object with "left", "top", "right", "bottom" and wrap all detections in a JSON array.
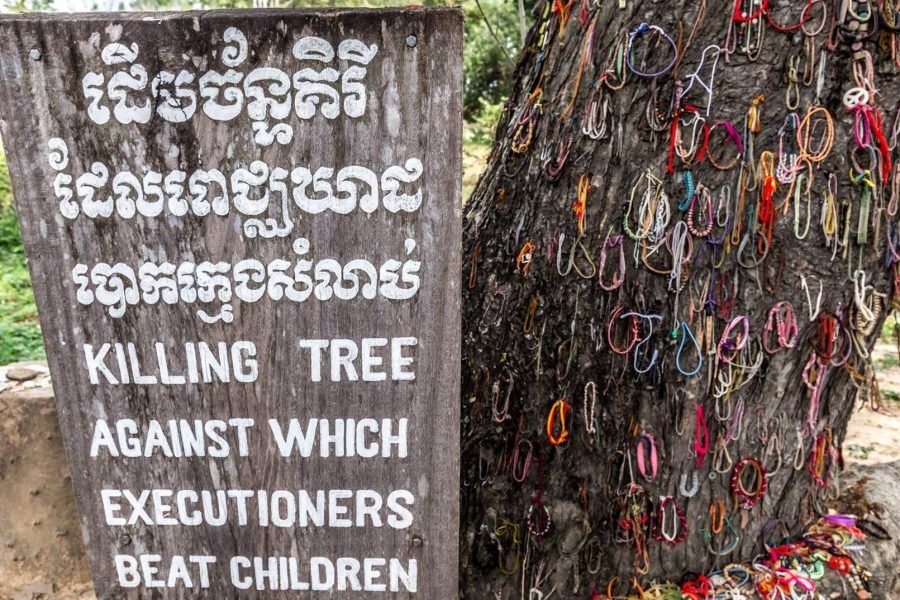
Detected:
[{"left": 0, "top": 8, "right": 461, "bottom": 598}]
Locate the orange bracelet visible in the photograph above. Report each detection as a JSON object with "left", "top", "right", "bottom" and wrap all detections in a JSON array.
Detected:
[
  {"left": 572, "top": 174, "right": 590, "bottom": 235},
  {"left": 605, "top": 576, "right": 618, "bottom": 600},
  {"left": 547, "top": 399, "right": 571, "bottom": 446},
  {"left": 710, "top": 500, "right": 726, "bottom": 534},
  {"left": 516, "top": 241, "right": 536, "bottom": 276}
]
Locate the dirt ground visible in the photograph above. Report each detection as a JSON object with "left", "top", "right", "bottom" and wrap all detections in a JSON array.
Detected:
[
  {"left": 845, "top": 341, "right": 900, "bottom": 466},
  {"left": 0, "top": 363, "right": 93, "bottom": 600},
  {"left": 0, "top": 353, "right": 899, "bottom": 600}
]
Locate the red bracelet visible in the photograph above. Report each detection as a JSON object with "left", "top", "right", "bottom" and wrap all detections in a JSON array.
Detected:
[
  {"left": 607, "top": 304, "right": 639, "bottom": 355},
  {"left": 732, "top": 0, "right": 769, "bottom": 23},
  {"left": 652, "top": 496, "right": 688, "bottom": 545},
  {"left": 694, "top": 404, "right": 710, "bottom": 467}
]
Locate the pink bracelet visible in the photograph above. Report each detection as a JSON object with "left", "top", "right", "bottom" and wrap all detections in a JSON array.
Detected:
[
  {"left": 636, "top": 433, "right": 659, "bottom": 482},
  {"left": 718, "top": 315, "right": 750, "bottom": 362}
]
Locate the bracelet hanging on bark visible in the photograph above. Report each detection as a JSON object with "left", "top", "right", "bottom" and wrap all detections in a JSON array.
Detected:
[{"left": 731, "top": 456, "right": 768, "bottom": 508}]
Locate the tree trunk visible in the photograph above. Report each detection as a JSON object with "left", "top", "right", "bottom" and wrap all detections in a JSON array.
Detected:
[{"left": 460, "top": 1, "right": 898, "bottom": 597}]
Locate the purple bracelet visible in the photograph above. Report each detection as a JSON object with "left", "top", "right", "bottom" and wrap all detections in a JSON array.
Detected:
[
  {"left": 626, "top": 23, "right": 679, "bottom": 78},
  {"left": 824, "top": 514, "right": 857, "bottom": 528}
]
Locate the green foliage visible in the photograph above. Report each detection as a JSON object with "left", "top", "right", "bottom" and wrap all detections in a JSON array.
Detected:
[
  {"left": 130, "top": 0, "right": 250, "bottom": 10},
  {"left": 2, "top": 0, "right": 52, "bottom": 11},
  {"left": 845, "top": 443, "right": 875, "bottom": 460},
  {"left": 876, "top": 352, "right": 900, "bottom": 370},
  {"left": 0, "top": 152, "right": 44, "bottom": 363},
  {"left": 881, "top": 313, "right": 897, "bottom": 337},
  {"left": 462, "top": 121, "right": 492, "bottom": 200},
  {"left": 469, "top": 99, "right": 504, "bottom": 143},
  {"left": 882, "top": 388, "right": 900, "bottom": 403},
  {"left": 463, "top": 0, "right": 528, "bottom": 119}
]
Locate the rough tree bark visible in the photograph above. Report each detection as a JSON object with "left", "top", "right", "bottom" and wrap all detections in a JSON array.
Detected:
[{"left": 460, "top": 1, "right": 898, "bottom": 597}]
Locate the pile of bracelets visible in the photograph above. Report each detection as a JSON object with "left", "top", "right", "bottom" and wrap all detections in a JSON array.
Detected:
[
  {"left": 586, "top": 515, "right": 871, "bottom": 598},
  {"left": 462, "top": 0, "right": 900, "bottom": 595},
  {"left": 654, "top": 515, "right": 870, "bottom": 600}
]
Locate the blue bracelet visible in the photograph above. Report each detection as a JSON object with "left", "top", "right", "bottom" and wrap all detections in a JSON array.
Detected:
[
  {"left": 679, "top": 170, "right": 696, "bottom": 212},
  {"left": 675, "top": 321, "right": 703, "bottom": 377}
]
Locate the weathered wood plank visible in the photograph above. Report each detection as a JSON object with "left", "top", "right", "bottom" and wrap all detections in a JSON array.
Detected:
[{"left": 0, "top": 8, "right": 461, "bottom": 598}]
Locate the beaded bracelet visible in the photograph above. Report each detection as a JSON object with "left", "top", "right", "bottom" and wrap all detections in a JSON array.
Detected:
[
  {"left": 723, "top": 563, "right": 751, "bottom": 587},
  {"left": 686, "top": 186, "right": 714, "bottom": 236},
  {"left": 526, "top": 500, "right": 552, "bottom": 537},
  {"left": 652, "top": 496, "right": 688, "bottom": 545},
  {"left": 740, "top": 5, "right": 765, "bottom": 61},
  {"left": 775, "top": 113, "right": 801, "bottom": 185},
  {"left": 625, "top": 23, "right": 679, "bottom": 78}
]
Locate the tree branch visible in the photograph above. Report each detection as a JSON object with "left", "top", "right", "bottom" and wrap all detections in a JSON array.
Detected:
[{"left": 473, "top": 0, "right": 514, "bottom": 68}]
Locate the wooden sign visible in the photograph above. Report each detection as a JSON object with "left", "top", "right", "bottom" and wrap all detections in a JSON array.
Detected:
[{"left": 0, "top": 9, "right": 461, "bottom": 598}]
